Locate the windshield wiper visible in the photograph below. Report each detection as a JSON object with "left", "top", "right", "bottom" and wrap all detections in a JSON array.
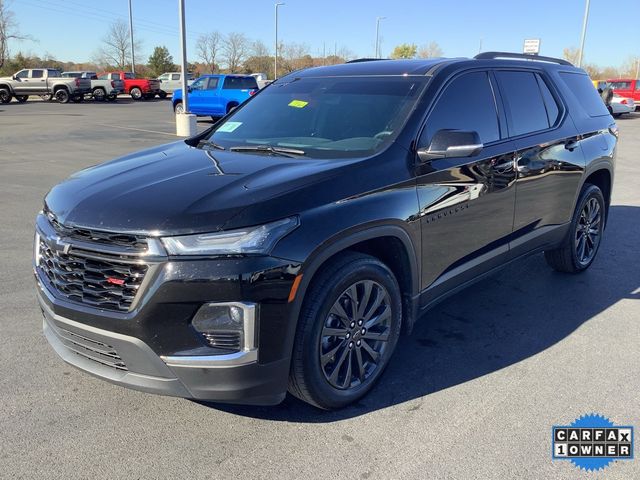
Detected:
[
  {"left": 197, "top": 139, "right": 225, "bottom": 151},
  {"left": 229, "top": 145, "right": 305, "bottom": 158}
]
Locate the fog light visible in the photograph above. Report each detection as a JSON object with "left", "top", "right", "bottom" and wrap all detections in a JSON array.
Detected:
[{"left": 192, "top": 303, "right": 256, "bottom": 353}]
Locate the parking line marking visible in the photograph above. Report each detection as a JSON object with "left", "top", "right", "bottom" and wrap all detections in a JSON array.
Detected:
[{"left": 96, "top": 124, "right": 177, "bottom": 137}]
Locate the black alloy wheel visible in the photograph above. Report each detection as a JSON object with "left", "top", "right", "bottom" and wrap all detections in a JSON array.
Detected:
[
  {"left": 320, "top": 280, "right": 393, "bottom": 390},
  {"left": 289, "top": 252, "right": 402, "bottom": 409},
  {"left": 575, "top": 196, "right": 602, "bottom": 267}
]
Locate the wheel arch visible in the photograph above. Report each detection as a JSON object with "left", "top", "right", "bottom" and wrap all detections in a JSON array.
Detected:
[
  {"left": 285, "top": 225, "right": 420, "bottom": 361},
  {"left": 582, "top": 167, "right": 612, "bottom": 225}
]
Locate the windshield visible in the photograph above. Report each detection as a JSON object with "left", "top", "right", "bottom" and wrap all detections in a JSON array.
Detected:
[{"left": 205, "top": 76, "right": 427, "bottom": 159}]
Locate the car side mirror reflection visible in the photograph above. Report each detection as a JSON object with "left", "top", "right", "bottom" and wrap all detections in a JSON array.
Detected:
[{"left": 417, "top": 129, "right": 483, "bottom": 163}]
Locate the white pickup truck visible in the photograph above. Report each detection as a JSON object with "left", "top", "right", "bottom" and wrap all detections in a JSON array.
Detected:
[
  {"left": 0, "top": 68, "right": 92, "bottom": 104},
  {"left": 62, "top": 71, "right": 124, "bottom": 101}
]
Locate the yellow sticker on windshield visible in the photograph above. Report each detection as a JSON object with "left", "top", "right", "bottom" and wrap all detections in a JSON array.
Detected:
[{"left": 288, "top": 100, "right": 308, "bottom": 108}]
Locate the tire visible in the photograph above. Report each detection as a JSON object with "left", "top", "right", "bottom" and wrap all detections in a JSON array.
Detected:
[
  {"left": 106, "top": 94, "right": 117, "bottom": 102},
  {"left": 130, "top": 87, "right": 142, "bottom": 100},
  {"left": 55, "top": 89, "right": 70, "bottom": 104},
  {"left": 15, "top": 95, "right": 28, "bottom": 103},
  {"left": 158, "top": 90, "right": 168, "bottom": 99},
  {"left": 92, "top": 87, "right": 106, "bottom": 101},
  {"left": 288, "top": 252, "right": 402, "bottom": 409},
  {"left": 0, "top": 88, "right": 11, "bottom": 104},
  {"left": 174, "top": 101, "right": 184, "bottom": 114},
  {"left": 226, "top": 102, "right": 238, "bottom": 114},
  {"left": 71, "top": 94, "right": 83, "bottom": 103},
  {"left": 544, "top": 183, "right": 606, "bottom": 273}
]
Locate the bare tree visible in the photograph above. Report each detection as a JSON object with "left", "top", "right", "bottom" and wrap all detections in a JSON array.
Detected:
[
  {"left": 0, "top": 0, "right": 28, "bottom": 69},
  {"left": 223, "top": 32, "right": 248, "bottom": 73},
  {"left": 562, "top": 47, "right": 580, "bottom": 65},
  {"left": 251, "top": 39, "right": 270, "bottom": 58},
  {"left": 95, "top": 19, "right": 140, "bottom": 69},
  {"left": 281, "top": 42, "right": 310, "bottom": 72},
  {"left": 418, "top": 41, "right": 443, "bottom": 59},
  {"left": 196, "top": 31, "right": 221, "bottom": 73}
]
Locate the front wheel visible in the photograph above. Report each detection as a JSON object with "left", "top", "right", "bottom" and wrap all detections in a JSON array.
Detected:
[
  {"left": 15, "top": 95, "right": 28, "bottom": 103},
  {"left": 288, "top": 252, "right": 402, "bottom": 409},
  {"left": 174, "top": 101, "right": 184, "bottom": 114},
  {"left": 158, "top": 90, "right": 168, "bottom": 99},
  {"left": 544, "top": 183, "right": 606, "bottom": 273},
  {"left": 130, "top": 87, "right": 142, "bottom": 100}
]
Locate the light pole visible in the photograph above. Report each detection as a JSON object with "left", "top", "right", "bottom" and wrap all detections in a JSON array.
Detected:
[
  {"left": 577, "top": 0, "right": 590, "bottom": 67},
  {"left": 176, "top": 0, "right": 196, "bottom": 136},
  {"left": 128, "top": 0, "right": 135, "bottom": 74},
  {"left": 274, "top": 3, "right": 285, "bottom": 80},
  {"left": 375, "top": 16, "right": 386, "bottom": 59}
]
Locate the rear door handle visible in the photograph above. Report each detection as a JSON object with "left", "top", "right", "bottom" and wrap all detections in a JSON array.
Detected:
[{"left": 564, "top": 139, "right": 579, "bottom": 151}]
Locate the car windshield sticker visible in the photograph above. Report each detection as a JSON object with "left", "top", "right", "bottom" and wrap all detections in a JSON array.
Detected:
[
  {"left": 218, "top": 121, "right": 242, "bottom": 132},
  {"left": 288, "top": 100, "right": 308, "bottom": 108}
]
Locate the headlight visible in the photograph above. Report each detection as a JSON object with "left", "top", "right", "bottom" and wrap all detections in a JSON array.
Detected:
[{"left": 161, "top": 216, "right": 298, "bottom": 256}]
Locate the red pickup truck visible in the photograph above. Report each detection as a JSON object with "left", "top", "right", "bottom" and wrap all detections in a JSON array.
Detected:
[
  {"left": 607, "top": 78, "right": 640, "bottom": 110},
  {"left": 97, "top": 71, "right": 161, "bottom": 100}
]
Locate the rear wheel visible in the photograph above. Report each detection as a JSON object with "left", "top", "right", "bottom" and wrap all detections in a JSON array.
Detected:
[
  {"left": 0, "top": 88, "right": 11, "bottom": 104},
  {"left": 288, "top": 252, "right": 402, "bottom": 409},
  {"left": 544, "top": 183, "right": 605, "bottom": 273},
  {"left": 92, "top": 87, "right": 106, "bottom": 101},
  {"left": 55, "top": 89, "right": 70, "bottom": 103},
  {"left": 130, "top": 87, "right": 142, "bottom": 100},
  {"left": 15, "top": 95, "right": 28, "bottom": 103},
  {"left": 174, "top": 101, "right": 184, "bottom": 114},
  {"left": 158, "top": 90, "right": 168, "bottom": 99}
]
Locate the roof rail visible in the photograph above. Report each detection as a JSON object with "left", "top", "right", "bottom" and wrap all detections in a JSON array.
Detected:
[
  {"left": 346, "top": 58, "right": 384, "bottom": 63},
  {"left": 474, "top": 51, "right": 573, "bottom": 66}
]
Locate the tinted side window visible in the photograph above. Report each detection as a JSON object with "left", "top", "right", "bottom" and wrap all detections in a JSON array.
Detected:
[
  {"left": 31, "top": 70, "right": 44, "bottom": 78},
  {"left": 636, "top": 82, "right": 640, "bottom": 91},
  {"left": 206, "top": 77, "right": 219, "bottom": 90},
  {"left": 171, "top": 74, "right": 180, "bottom": 80},
  {"left": 110, "top": 73, "right": 120, "bottom": 81},
  {"left": 495, "top": 71, "right": 549, "bottom": 136},
  {"left": 15, "top": 70, "right": 28, "bottom": 79},
  {"left": 536, "top": 75, "right": 560, "bottom": 126},
  {"left": 559, "top": 72, "right": 610, "bottom": 117},
  {"left": 223, "top": 76, "right": 258, "bottom": 90},
  {"left": 609, "top": 81, "right": 631, "bottom": 90},
  {"left": 423, "top": 71, "right": 500, "bottom": 145}
]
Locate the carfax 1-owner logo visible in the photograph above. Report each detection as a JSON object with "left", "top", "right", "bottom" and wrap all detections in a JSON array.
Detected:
[{"left": 552, "top": 413, "right": 634, "bottom": 472}]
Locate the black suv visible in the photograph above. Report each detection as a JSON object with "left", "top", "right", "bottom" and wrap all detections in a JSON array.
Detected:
[{"left": 35, "top": 53, "right": 617, "bottom": 409}]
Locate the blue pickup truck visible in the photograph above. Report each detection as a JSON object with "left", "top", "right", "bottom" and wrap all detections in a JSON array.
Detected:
[{"left": 172, "top": 74, "right": 259, "bottom": 118}]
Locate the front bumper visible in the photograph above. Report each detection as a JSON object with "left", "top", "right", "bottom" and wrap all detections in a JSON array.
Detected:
[
  {"left": 34, "top": 212, "right": 301, "bottom": 405},
  {"left": 39, "top": 292, "right": 290, "bottom": 405}
]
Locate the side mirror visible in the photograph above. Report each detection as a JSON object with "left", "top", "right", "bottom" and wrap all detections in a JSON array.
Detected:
[
  {"left": 417, "top": 129, "right": 483, "bottom": 163},
  {"left": 12, "top": 75, "right": 17, "bottom": 80}
]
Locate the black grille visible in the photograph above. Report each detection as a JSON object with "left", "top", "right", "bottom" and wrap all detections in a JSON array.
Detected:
[
  {"left": 46, "top": 212, "right": 147, "bottom": 251},
  {"left": 202, "top": 331, "right": 242, "bottom": 352},
  {"left": 56, "top": 326, "right": 127, "bottom": 371},
  {"left": 38, "top": 239, "right": 148, "bottom": 312}
]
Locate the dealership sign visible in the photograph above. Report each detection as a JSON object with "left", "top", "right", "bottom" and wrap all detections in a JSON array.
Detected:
[{"left": 523, "top": 38, "right": 541, "bottom": 55}]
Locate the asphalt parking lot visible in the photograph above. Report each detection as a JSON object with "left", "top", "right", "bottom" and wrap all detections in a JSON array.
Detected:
[{"left": 0, "top": 99, "right": 638, "bottom": 479}]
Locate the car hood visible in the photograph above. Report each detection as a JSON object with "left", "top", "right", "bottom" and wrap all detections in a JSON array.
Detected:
[{"left": 44, "top": 141, "right": 369, "bottom": 235}]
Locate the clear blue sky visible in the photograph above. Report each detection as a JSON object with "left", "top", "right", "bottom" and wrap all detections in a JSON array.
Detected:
[{"left": 7, "top": 0, "right": 639, "bottom": 67}]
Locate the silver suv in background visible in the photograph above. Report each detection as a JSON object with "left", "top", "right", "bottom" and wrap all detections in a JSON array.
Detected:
[
  {"left": 62, "top": 71, "right": 124, "bottom": 101},
  {"left": 157, "top": 72, "right": 194, "bottom": 98}
]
